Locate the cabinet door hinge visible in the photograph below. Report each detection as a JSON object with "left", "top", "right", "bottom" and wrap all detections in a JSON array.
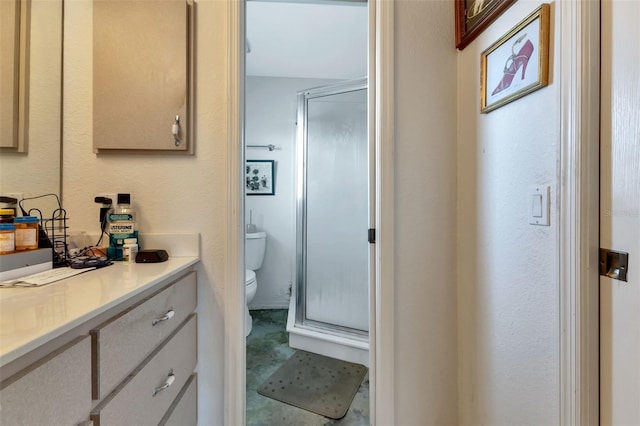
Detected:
[{"left": 368, "top": 228, "right": 376, "bottom": 244}]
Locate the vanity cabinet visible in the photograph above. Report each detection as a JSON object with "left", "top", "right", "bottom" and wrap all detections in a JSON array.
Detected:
[
  {"left": 160, "top": 373, "right": 198, "bottom": 426},
  {"left": 0, "top": 336, "right": 92, "bottom": 425},
  {"left": 92, "top": 0, "right": 194, "bottom": 153},
  {"left": 0, "top": 265, "right": 198, "bottom": 425},
  {"left": 90, "top": 315, "right": 197, "bottom": 426},
  {"left": 91, "top": 271, "right": 197, "bottom": 400}
]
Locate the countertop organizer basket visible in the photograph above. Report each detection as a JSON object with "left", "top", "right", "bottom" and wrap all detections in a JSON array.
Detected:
[{"left": 19, "top": 194, "right": 69, "bottom": 267}]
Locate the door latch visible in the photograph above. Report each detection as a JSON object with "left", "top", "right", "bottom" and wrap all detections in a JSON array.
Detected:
[{"left": 599, "top": 248, "right": 629, "bottom": 282}]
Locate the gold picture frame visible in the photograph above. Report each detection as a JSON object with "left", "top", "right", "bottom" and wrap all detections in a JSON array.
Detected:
[{"left": 480, "top": 3, "right": 550, "bottom": 113}]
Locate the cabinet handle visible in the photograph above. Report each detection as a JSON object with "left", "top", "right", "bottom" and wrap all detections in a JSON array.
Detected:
[
  {"left": 172, "top": 115, "right": 181, "bottom": 146},
  {"left": 152, "top": 369, "right": 175, "bottom": 397},
  {"left": 152, "top": 308, "right": 175, "bottom": 326}
]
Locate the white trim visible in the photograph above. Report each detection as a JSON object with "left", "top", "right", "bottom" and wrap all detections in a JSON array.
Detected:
[
  {"left": 374, "top": 0, "right": 395, "bottom": 424},
  {"left": 558, "top": 0, "right": 600, "bottom": 424},
  {"left": 225, "top": 1, "right": 245, "bottom": 425},
  {"left": 367, "top": 0, "right": 378, "bottom": 423}
]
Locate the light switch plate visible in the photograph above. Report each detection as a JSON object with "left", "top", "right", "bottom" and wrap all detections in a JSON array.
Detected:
[{"left": 529, "top": 185, "right": 550, "bottom": 226}]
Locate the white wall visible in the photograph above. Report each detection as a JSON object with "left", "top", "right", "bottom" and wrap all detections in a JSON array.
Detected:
[
  {"left": 63, "top": 1, "right": 226, "bottom": 423},
  {"left": 457, "top": 1, "right": 560, "bottom": 423},
  {"left": 394, "top": 0, "right": 458, "bottom": 423},
  {"left": 245, "top": 76, "right": 336, "bottom": 309}
]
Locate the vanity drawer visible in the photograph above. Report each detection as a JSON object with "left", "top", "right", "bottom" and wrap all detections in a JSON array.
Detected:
[
  {"left": 159, "top": 373, "right": 197, "bottom": 426},
  {"left": 91, "top": 271, "right": 196, "bottom": 399},
  {"left": 91, "top": 314, "right": 197, "bottom": 426},
  {"left": 0, "top": 336, "right": 92, "bottom": 426}
]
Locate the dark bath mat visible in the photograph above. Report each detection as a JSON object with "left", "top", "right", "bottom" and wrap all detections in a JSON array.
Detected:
[{"left": 257, "top": 350, "right": 368, "bottom": 419}]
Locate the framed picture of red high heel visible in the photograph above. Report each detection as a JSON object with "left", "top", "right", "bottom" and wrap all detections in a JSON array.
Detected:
[
  {"left": 455, "top": 0, "right": 516, "bottom": 50},
  {"left": 480, "top": 3, "right": 550, "bottom": 113}
]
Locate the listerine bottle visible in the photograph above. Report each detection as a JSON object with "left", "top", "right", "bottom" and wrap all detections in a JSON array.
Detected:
[{"left": 107, "top": 193, "right": 138, "bottom": 260}]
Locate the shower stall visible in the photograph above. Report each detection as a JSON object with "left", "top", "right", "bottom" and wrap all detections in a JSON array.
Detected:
[{"left": 287, "top": 78, "right": 370, "bottom": 366}]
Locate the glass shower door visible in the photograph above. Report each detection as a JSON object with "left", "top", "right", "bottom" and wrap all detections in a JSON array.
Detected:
[{"left": 296, "top": 78, "right": 369, "bottom": 334}]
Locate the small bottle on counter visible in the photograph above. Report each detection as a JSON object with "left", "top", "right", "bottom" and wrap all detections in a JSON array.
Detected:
[
  {"left": 122, "top": 238, "right": 138, "bottom": 262},
  {"left": 0, "top": 223, "right": 16, "bottom": 254},
  {"left": 14, "top": 216, "right": 39, "bottom": 251}
]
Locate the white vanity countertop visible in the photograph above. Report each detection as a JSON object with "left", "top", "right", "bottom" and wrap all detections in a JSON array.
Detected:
[{"left": 0, "top": 256, "right": 199, "bottom": 368}]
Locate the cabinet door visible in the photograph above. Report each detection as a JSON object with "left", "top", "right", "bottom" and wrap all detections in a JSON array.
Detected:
[
  {"left": 0, "top": 336, "right": 92, "bottom": 425},
  {"left": 0, "top": 0, "right": 28, "bottom": 151},
  {"left": 93, "top": 0, "right": 194, "bottom": 153}
]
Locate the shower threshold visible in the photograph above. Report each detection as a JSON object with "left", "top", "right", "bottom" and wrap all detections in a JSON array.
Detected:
[{"left": 286, "top": 297, "right": 369, "bottom": 366}]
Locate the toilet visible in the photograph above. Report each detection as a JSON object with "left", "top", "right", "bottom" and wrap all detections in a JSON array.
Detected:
[{"left": 245, "top": 231, "right": 266, "bottom": 336}]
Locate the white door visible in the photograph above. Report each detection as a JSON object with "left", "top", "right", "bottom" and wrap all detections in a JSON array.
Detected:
[{"left": 600, "top": 0, "right": 640, "bottom": 423}]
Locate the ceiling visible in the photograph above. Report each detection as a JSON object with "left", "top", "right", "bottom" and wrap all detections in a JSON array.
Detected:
[{"left": 246, "top": 1, "right": 368, "bottom": 79}]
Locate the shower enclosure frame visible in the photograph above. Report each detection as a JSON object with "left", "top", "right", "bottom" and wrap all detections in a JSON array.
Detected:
[{"left": 289, "top": 77, "right": 370, "bottom": 363}]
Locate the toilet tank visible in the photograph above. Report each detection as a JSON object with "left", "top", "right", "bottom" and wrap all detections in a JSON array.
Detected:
[{"left": 245, "top": 231, "right": 266, "bottom": 270}]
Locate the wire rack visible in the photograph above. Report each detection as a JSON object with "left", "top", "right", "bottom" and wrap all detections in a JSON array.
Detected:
[
  {"left": 44, "top": 207, "right": 69, "bottom": 267},
  {"left": 18, "top": 194, "right": 69, "bottom": 267}
]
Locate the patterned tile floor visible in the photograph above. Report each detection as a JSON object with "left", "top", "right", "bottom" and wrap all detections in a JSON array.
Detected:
[{"left": 246, "top": 310, "right": 370, "bottom": 426}]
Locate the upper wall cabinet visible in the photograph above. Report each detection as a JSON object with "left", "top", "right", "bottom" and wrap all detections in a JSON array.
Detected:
[
  {"left": 1, "top": 0, "right": 29, "bottom": 152},
  {"left": 93, "top": 0, "right": 194, "bottom": 153}
]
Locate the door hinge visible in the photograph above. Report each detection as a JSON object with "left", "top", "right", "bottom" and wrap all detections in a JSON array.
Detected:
[
  {"left": 368, "top": 228, "right": 376, "bottom": 244},
  {"left": 600, "top": 248, "right": 629, "bottom": 282}
]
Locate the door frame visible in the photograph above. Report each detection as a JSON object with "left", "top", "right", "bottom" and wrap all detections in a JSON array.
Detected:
[
  {"left": 226, "top": 1, "right": 396, "bottom": 425},
  {"left": 558, "top": 0, "right": 600, "bottom": 424}
]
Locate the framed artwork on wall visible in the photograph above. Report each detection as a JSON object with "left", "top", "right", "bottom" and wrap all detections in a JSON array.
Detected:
[
  {"left": 480, "top": 3, "right": 550, "bottom": 113},
  {"left": 455, "top": 0, "right": 516, "bottom": 50},
  {"left": 246, "top": 160, "right": 275, "bottom": 196}
]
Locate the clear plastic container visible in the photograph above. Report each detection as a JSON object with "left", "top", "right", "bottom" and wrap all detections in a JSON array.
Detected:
[
  {"left": 0, "top": 223, "right": 16, "bottom": 254},
  {"left": 14, "top": 216, "right": 39, "bottom": 251}
]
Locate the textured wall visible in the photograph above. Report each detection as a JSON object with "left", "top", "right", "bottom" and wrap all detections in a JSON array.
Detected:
[
  {"left": 394, "top": 0, "right": 458, "bottom": 423},
  {"left": 456, "top": 1, "right": 560, "bottom": 423},
  {"left": 62, "top": 1, "right": 226, "bottom": 422}
]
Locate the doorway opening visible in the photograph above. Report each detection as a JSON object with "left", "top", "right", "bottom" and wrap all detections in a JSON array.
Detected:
[{"left": 242, "top": 1, "right": 371, "bottom": 424}]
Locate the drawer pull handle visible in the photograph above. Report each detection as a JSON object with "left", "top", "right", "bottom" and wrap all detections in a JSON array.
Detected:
[
  {"left": 152, "top": 308, "right": 175, "bottom": 326},
  {"left": 153, "top": 369, "right": 175, "bottom": 397}
]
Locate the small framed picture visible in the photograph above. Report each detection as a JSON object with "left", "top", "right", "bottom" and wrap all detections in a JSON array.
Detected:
[
  {"left": 455, "top": 0, "right": 516, "bottom": 50},
  {"left": 480, "top": 3, "right": 550, "bottom": 113},
  {"left": 246, "top": 160, "right": 275, "bottom": 196}
]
